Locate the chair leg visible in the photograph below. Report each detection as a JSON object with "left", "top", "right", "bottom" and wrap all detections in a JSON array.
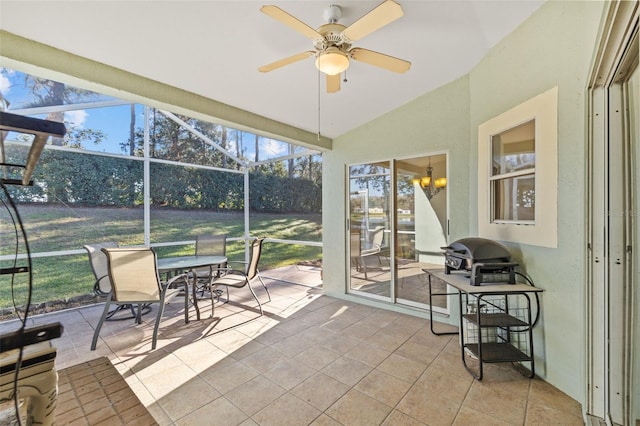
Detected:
[
  {"left": 257, "top": 271, "right": 271, "bottom": 302},
  {"left": 91, "top": 295, "right": 113, "bottom": 350},
  {"left": 246, "top": 279, "right": 263, "bottom": 315},
  {"left": 210, "top": 282, "right": 216, "bottom": 318},
  {"left": 360, "top": 256, "right": 369, "bottom": 279},
  {"left": 152, "top": 298, "right": 166, "bottom": 350}
]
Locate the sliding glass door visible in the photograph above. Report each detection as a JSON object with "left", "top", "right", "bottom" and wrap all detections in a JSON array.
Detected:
[
  {"left": 348, "top": 154, "right": 448, "bottom": 312},
  {"left": 348, "top": 162, "right": 392, "bottom": 299}
]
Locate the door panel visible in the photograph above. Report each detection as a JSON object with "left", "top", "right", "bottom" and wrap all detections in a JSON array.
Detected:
[
  {"left": 395, "top": 155, "right": 448, "bottom": 309},
  {"left": 348, "top": 162, "right": 391, "bottom": 299}
]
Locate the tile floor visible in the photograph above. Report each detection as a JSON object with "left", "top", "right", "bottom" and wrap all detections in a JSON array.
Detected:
[{"left": 1, "top": 266, "right": 584, "bottom": 425}]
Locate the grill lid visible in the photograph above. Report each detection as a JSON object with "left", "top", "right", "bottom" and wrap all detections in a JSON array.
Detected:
[{"left": 442, "top": 237, "right": 511, "bottom": 261}]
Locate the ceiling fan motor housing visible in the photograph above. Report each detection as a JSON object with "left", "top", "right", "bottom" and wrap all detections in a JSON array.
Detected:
[
  {"left": 315, "top": 23, "right": 350, "bottom": 51},
  {"left": 323, "top": 5, "right": 342, "bottom": 23}
]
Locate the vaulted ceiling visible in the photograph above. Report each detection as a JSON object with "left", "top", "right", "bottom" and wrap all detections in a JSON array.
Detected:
[{"left": 0, "top": 1, "right": 543, "bottom": 139}]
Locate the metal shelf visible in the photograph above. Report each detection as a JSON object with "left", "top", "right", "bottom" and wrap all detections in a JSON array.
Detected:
[
  {"left": 462, "top": 312, "right": 529, "bottom": 328},
  {"left": 464, "top": 342, "right": 531, "bottom": 363}
]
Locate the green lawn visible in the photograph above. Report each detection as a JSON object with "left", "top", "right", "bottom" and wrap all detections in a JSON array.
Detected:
[{"left": 0, "top": 205, "right": 322, "bottom": 310}]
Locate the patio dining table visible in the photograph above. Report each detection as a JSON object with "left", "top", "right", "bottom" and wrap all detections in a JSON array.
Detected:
[{"left": 157, "top": 255, "right": 227, "bottom": 322}]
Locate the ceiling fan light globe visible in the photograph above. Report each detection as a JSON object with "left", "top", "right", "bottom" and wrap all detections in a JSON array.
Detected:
[{"left": 315, "top": 49, "right": 349, "bottom": 76}]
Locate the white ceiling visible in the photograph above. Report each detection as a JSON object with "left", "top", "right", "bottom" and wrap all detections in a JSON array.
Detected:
[{"left": 0, "top": 0, "right": 543, "bottom": 140}]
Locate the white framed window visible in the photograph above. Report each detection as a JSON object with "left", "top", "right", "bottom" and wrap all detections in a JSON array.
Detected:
[{"left": 478, "top": 86, "right": 557, "bottom": 248}]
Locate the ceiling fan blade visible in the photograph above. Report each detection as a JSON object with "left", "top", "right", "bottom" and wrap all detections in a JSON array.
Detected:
[
  {"left": 326, "top": 74, "right": 341, "bottom": 93},
  {"left": 260, "top": 5, "right": 323, "bottom": 40},
  {"left": 350, "top": 48, "right": 411, "bottom": 73},
  {"left": 341, "top": 0, "right": 404, "bottom": 42},
  {"left": 258, "top": 51, "right": 316, "bottom": 73}
]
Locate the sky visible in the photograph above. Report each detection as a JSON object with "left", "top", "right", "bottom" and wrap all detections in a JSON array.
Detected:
[{"left": 1, "top": 68, "right": 303, "bottom": 161}]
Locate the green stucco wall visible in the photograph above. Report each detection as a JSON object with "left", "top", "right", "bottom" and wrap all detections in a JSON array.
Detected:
[{"left": 323, "top": 0, "right": 606, "bottom": 404}]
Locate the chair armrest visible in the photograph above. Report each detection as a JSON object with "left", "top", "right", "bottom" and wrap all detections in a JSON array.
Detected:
[
  {"left": 212, "top": 266, "right": 246, "bottom": 277},
  {"left": 93, "top": 274, "right": 111, "bottom": 296},
  {"left": 164, "top": 273, "right": 189, "bottom": 290},
  {"left": 361, "top": 243, "right": 381, "bottom": 256}
]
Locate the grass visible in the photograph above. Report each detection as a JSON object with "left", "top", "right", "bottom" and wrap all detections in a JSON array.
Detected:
[{"left": 0, "top": 205, "right": 322, "bottom": 310}]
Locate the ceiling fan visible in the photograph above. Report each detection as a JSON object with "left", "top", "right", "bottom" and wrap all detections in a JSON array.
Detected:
[{"left": 258, "top": 0, "right": 411, "bottom": 93}]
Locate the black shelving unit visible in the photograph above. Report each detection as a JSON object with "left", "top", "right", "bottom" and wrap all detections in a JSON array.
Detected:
[
  {"left": 1, "top": 111, "right": 65, "bottom": 425},
  {"left": 424, "top": 269, "right": 542, "bottom": 380}
]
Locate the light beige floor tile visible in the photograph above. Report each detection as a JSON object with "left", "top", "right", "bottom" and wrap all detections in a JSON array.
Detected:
[
  {"left": 317, "top": 317, "right": 355, "bottom": 332},
  {"left": 289, "top": 310, "right": 328, "bottom": 326},
  {"left": 326, "top": 389, "right": 393, "bottom": 426},
  {"left": 365, "top": 310, "right": 402, "bottom": 328},
  {"left": 208, "top": 329, "right": 253, "bottom": 354},
  {"left": 156, "top": 376, "right": 221, "bottom": 421},
  {"left": 175, "top": 396, "right": 248, "bottom": 426},
  {"left": 366, "top": 330, "right": 408, "bottom": 352},
  {"left": 228, "top": 339, "right": 267, "bottom": 361},
  {"left": 379, "top": 321, "right": 421, "bottom": 341},
  {"left": 139, "top": 363, "right": 199, "bottom": 400},
  {"left": 340, "top": 323, "right": 379, "bottom": 341},
  {"left": 261, "top": 356, "right": 316, "bottom": 390},
  {"left": 232, "top": 316, "right": 278, "bottom": 339},
  {"left": 407, "top": 326, "right": 455, "bottom": 347},
  {"left": 270, "top": 335, "right": 315, "bottom": 357},
  {"left": 320, "top": 334, "right": 360, "bottom": 355},
  {"left": 355, "top": 369, "right": 412, "bottom": 407},
  {"left": 272, "top": 318, "right": 312, "bottom": 336},
  {"left": 377, "top": 353, "right": 427, "bottom": 383},
  {"left": 171, "top": 338, "right": 227, "bottom": 374},
  {"left": 252, "top": 393, "right": 321, "bottom": 426},
  {"left": 239, "top": 346, "right": 288, "bottom": 374},
  {"left": 381, "top": 410, "right": 427, "bottom": 425},
  {"left": 343, "top": 341, "right": 391, "bottom": 368},
  {"left": 321, "top": 356, "right": 373, "bottom": 386},
  {"left": 290, "top": 372, "right": 351, "bottom": 411},
  {"left": 224, "top": 375, "right": 286, "bottom": 416},
  {"left": 426, "top": 346, "right": 473, "bottom": 380},
  {"left": 415, "top": 364, "right": 473, "bottom": 404},
  {"left": 392, "top": 314, "right": 428, "bottom": 332},
  {"left": 123, "top": 351, "right": 186, "bottom": 380},
  {"left": 200, "top": 359, "right": 259, "bottom": 394},
  {"left": 251, "top": 327, "right": 290, "bottom": 346},
  {"left": 463, "top": 382, "right": 528, "bottom": 425},
  {"left": 397, "top": 386, "right": 461, "bottom": 425},
  {"left": 525, "top": 400, "right": 585, "bottom": 426},
  {"left": 309, "top": 414, "right": 342, "bottom": 426},
  {"left": 453, "top": 405, "right": 513, "bottom": 426},
  {"left": 294, "top": 343, "right": 340, "bottom": 370},
  {"left": 528, "top": 377, "right": 583, "bottom": 418},
  {"left": 146, "top": 402, "right": 173, "bottom": 426},
  {"left": 127, "top": 380, "right": 156, "bottom": 407},
  {"left": 394, "top": 340, "right": 442, "bottom": 366},
  {"left": 296, "top": 325, "right": 335, "bottom": 343}
]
